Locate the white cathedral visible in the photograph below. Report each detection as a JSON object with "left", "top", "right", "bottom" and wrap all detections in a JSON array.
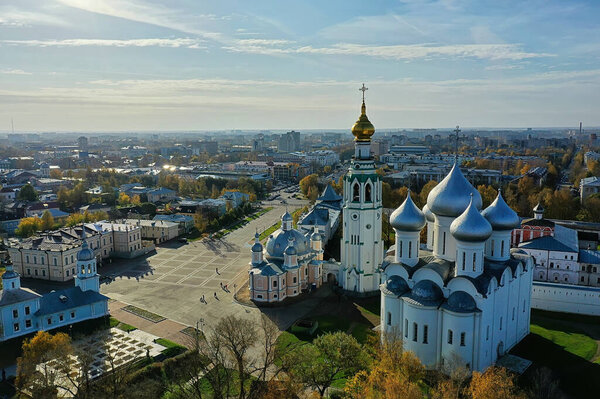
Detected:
[{"left": 248, "top": 87, "right": 534, "bottom": 371}]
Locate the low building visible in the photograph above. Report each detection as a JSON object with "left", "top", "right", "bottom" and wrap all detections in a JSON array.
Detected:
[
  {"left": 153, "top": 214, "right": 194, "bottom": 234},
  {"left": 0, "top": 238, "right": 109, "bottom": 342},
  {"left": 123, "top": 219, "right": 179, "bottom": 244},
  {"left": 580, "top": 176, "right": 600, "bottom": 202},
  {"left": 220, "top": 191, "right": 250, "bottom": 208},
  {"left": 297, "top": 185, "right": 342, "bottom": 245}
]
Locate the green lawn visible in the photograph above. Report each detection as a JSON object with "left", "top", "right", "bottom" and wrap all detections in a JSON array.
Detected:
[
  {"left": 530, "top": 323, "right": 597, "bottom": 360},
  {"left": 156, "top": 338, "right": 187, "bottom": 357}
]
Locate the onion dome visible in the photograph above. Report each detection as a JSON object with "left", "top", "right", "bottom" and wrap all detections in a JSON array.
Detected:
[
  {"left": 445, "top": 291, "right": 477, "bottom": 313},
  {"left": 481, "top": 190, "right": 519, "bottom": 231},
  {"left": 251, "top": 232, "right": 263, "bottom": 252},
  {"left": 351, "top": 101, "right": 375, "bottom": 142},
  {"left": 384, "top": 275, "right": 409, "bottom": 296},
  {"left": 411, "top": 280, "right": 443, "bottom": 302},
  {"left": 450, "top": 196, "right": 492, "bottom": 242},
  {"left": 77, "top": 240, "right": 95, "bottom": 261},
  {"left": 284, "top": 241, "right": 297, "bottom": 256},
  {"left": 2, "top": 261, "right": 18, "bottom": 280},
  {"left": 426, "top": 164, "right": 482, "bottom": 217},
  {"left": 389, "top": 191, "right": 426, "bottom": 232},
  {"left": 282, "top": 211, "right": 292, "bottom": 222},
  {"left": 422, "top": 204, "right": 435, "bottom": 222},
  {"left": 266, "top": 228, "right": 309, "bottom": 258},
  {"left": 310, "top": 227, "right": 322, "bottom": 241}
]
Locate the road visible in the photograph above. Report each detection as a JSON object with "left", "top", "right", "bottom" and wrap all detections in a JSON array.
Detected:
[{"left": 99, "top": 199, "right": 309, "bottom": 330}]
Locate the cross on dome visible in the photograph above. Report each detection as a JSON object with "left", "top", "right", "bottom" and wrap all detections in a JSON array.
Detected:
[{"left": 359, "top": 83, "right": 368, "bottom": 102}]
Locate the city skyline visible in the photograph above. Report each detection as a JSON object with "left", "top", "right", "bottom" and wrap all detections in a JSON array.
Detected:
[{"left": 1, "top": 0, "right": 600, "bottom": 131}]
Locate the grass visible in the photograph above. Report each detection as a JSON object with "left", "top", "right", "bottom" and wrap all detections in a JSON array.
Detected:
[
  {"left": 258, "top": 207, "right": 304, "bottom": 240},
  {"left": 110, "top": 317, "right": 137, "bottom": 332},
  {"left": 530, "top": 323, "right": 597, "bottom": 360},
  {"left": 122, "top": 305, "right": 166, "bottom": 323},
  {"left": 156, "top": 338, "right": 187, "bottom": 357}
]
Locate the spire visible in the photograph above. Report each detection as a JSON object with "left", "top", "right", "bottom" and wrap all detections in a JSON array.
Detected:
[{"left": 352, "top": 84, "right": 375, "bottom": 142}]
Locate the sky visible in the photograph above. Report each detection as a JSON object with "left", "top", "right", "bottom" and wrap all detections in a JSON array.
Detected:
[{"left": 1, "top": 0, "right": 600, "bottom": 132}]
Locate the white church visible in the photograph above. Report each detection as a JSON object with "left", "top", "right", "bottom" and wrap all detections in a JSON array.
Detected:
[{"left": 248, "top": 87, "right": 534, "bottom": 371}]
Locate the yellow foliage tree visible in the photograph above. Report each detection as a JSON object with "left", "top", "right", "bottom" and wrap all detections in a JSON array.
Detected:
[
  {"left": 15, "top": 217, "right": 42, "bottom": 237},
  {"left": 468, "top": 367, "right": 527, "bottom": 399},
  {"left": 40, "top": 210, "right": 55, "bottom": 231},
  {"left": 118, "top": 192, "right": 130, "bottom": 205}
]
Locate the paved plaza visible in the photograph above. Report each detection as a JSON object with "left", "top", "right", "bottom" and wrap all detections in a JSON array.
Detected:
[{"left": 100, "top": 205, "right": 309, "bottom": 330}]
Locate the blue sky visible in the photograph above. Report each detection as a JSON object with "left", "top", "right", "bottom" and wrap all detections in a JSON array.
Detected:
[{"left": 1, "top": 0, "right": 599, "bottom": 131}]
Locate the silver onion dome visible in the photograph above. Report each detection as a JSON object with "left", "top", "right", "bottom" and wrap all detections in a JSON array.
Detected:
[
  {"left": 77, "top": 240, "right": 95, "bottom": 261},
  {"left": 450, "top": 197, "right": 492, "bottom": 242},
  {"left": 389, "top": 192, "right": 426, "bottom": 232},
  {"left": 422, "top": 204, "right": 435, "bottom": 222},
  {"left": 481, "top": 191, "right": 520, "bottom": 231},
  {"left": 310, "top": 228, "right": 322, "bottom": 241},
  {"left": 282, "top": 211, "right": 292, "bottom": 221},
  {"left": 426, "top": 164, "right": 482, "bottom": 217}
]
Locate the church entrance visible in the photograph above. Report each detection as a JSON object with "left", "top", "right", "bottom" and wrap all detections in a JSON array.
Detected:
[{"left": 326, "top": 273, "right": 337, "bottom": 284}]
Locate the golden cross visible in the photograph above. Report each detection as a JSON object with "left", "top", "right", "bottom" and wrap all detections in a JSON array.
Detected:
[{"left": 359, "top": 83, "right": 368, "bottom": 102}]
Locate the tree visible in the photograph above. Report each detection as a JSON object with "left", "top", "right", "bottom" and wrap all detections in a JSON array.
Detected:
[
  {"left": 419, "top": 180, "right": 438, "bottom": 208},
  {"left": 49, "top": 169, "right": 63, "bottom": 179},
  {"left": 214, "top": 315, "right": 258, "bottom": 399},
  {"left": 468, "top": 367, "right": 527, "bottom": 399},
  {"left": 16, "top": 331, "right": 73, "bottom": 398},
  {"left": 119, "top": 192, "right": 131, "bottom": 205},
  {"left": 299, "top": 174, "right": 319, "bottom": 196},
  {"left": 18, "top": 183, "right": 38, "bottom": 201},
  {"left": 285, "top": 331, "right": 367, "bottom": 398},
  {"left": 477, "top": 185, "right": 498, "bottom": 208},
  {"left": 131, "top": 194, "right": 142, "bottom": 205},
  {"left": 66, "top": 213, "right": 85, "bottom": 227},
  {"left": 307, "top": 185, "right": 319, "bottom": 203},
  {"left": 41, "top": 210, "right": 55, "bottom": 231},
  {"left": 15, "top": 217, "right": 42, "bottom": 237}
]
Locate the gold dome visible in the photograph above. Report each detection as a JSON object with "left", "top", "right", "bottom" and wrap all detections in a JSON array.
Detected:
[{"left": 352, "top": 101, "right": 375, "bottom": 142}]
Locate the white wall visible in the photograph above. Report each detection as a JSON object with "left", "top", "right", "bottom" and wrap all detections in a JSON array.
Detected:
[{"left": 531, "top": 282, "right": 600, "bottom": 315}]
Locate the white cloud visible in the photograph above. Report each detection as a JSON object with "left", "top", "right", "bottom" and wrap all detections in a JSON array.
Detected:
[
  {"left": 224, "top": 42, "right": 553, "bottom": 61},
  {"left": 0, "top": 8, "right": 67, "bottom": 27},
  {"left": 0, "top": 69, "right": 32, "bottom": 75},
  {"left": 1, "top": 38, "right": 206, "bottom": 49},
  {"left": 236, "top": 39, "right": 293, "bottom": 46}
]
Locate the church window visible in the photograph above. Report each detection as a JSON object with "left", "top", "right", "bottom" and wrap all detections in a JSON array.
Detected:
[
  {"left": 447, "top": 330, "right": 453, "bottom": 344},
  {"left": 25, "top": 319, "right": 31, "bottom": 328},
  {"left": 442, "top": 232, "right": 446, "bottom": 255},
  {"left": 25, "top": 306, "right": 30, "bottom": 315},
  {"left": 473, "top": 253, "right": 477, "bottom": 271},
  {"left": 54, "top": 258, "right": 57, "bottom": 266},
  {"left": 523, "top": 300, "right": 526, "bottom": 312},
  {"left": 88, "top": 265, "right": 91, "bottom": 273},
  {"left": 387, "top": 312, "right": 392, "bottom": 326},
  {"left": 399, "top": 242, "right": 402, "bottom": 258},
  {"left": 59, "top": 314, "right": 64, "bottom": 322},
  {"left": 71, "top": 311, "right": 75, "bottom": 318},
  {"left": 501, "top": 241, "right": 505, "bottom": 257},
  {"left": 293, "top": 277, "right": 297, "bottom": 284},
  {"left": 33, "top": 256, "right": 36, "bottom": 264},
  {"left": 486, "top": 326, "right": 489, "bottom": 341},
  {"left": 491, "top": 240, "right": 495, "bottom": 257},
  {"left": 412, "top": 323, "right": 418, "bottom": 342},
  {"left": 462, "top": 252, "right": 466, "bottom": 270},
  {"left": 11, "top": 282, "right": 14, "bottom": 289},
  {"left": 352, "top": 183, "right": 360, "bottom": 202},
  {"left": 539, "top": 273, "right": 543, "bottom": 279},
  {"left": 26, "top": 269, "right": 30, "bottom": 275},
  {"left": 550, "top": 262, "right": 554, "bottom": 268},
  {"left": 35, "top": 270, "right": 38, "bottom": 276},
  {"left": 47, "top": 318, "right": 52, "bottom": 325},
  {"left": 512, "top": 308, "right": 515, "bottom": 321},
  {"left": 564, "top": 276, "right": 568, "bottom": 282},
  {"left": 408, "top": 241, "right": 412, "bottom": 258},
  {"left": 71, "top": 255, "right": 74, "bottom": 263},
  {"left": 26, "top": 255, "right": 29, "bottom": 263},
  {"left": 365, "top": 183, "right": 372, "bottom": 202},
  {"left": 499, "top": 317, "right": 503, "bottom": 330},
  {"left": 581, "top": 276, "right": 585, "bottom": 282},
  {"left": 273, "top": 280, "right": 277, "bottom": 288},
  {"left": 81, "top": 265, "right": 85, "bottom": 274},
  {"left": 12, "top": 309, "right": 18, "bottom": 318},
  {"left": 42, "top": 270, "right": 46, "bottom": 277},
  {"left": 423, "top": 325, "right": 429, "bottom": 344},
  {"left": 305, "top": 268, "right": 308, "bottom": 276},
  {"left": 460, "top": 332, "right": 466, "bottom": 347},
  {"left": 405, "top": 320, "right": 408, "bottom": 338},
  {"left": 13, "top": 323, "right": 19, "bottom": 332}
]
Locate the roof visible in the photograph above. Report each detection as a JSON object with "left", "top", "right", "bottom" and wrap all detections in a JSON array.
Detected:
[
  {"left": 581, "top": 176, "right": 600, "bottom": 187},
  {"left": 299, "top": 208, "right": 329, "bottom": 226},
  {"left": 154, "top": 214, "right": 194, "bottom": 223},
  {"left": 521, "top": 218, "right": 555, "bottom": 227},
  {"left": 317, "top": 185, "right": 342, "bottom": 203},
  {"left": 579, "top": 250, "right": 600, "bottom": 264},
  {"left": 519, "top": 235, "right": 578, "bottom": 253},
  {"left": 0, "top": 287, "right": 41, "bottom": 306},
  {"left": 35, "top": 286, "right": 108, "bottom": 316}
]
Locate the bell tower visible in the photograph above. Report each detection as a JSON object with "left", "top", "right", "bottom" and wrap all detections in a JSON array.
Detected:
[{"left": 339, "top": 84, "right": 382, "bottom": 294}]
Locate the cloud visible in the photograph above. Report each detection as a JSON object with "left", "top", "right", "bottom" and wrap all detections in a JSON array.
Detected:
[
  {"left": 1, "top": 38, "right": 206, "bottom": 49},
  {"left": 0, "top": 7, "right": 68, "bottom": 27},
  {"left": 0, "top": 69, "right": 31, "bottom": 75},
  {"left": 224, "top": 42, "right": 553, "bottom": 61}
]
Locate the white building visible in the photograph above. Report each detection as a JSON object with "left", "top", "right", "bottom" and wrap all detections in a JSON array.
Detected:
[
  {"left": 380, "top": 166, "right": 534, "bottom": 372},
  {"left": 580, "top": 176, "right": 600, "bottom": 202},
  {"left": 305, "top": 150, "right": 340, "bottom": 167}
]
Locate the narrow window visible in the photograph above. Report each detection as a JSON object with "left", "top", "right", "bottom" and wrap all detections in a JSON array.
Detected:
[
  {"left": 460, "top": 332, "right": 466, "bottom": 347},
  {"left": 13, "top": 323, "right": 19, "bottom": 332},
  {"left": 491, "top": 240, "right": 495, "bottom": 257},
  {"left": 47, "top": 318, "right": 52, "bottom": 325},
  {"left": 462, "top": 252, "right": 466, "bottom": 270},
  {"left": 365, "top": 183, "right": 372, "bottom": 202},
  {"left": 25, "top": 306, "right": 30, "bottom": 315},
  {"left": 473, "top": 253, "right": 477, "bottom": 271},
  {"left": 273, "top": 280, "right": 277, "bottom": 288},
  {"left": 423, "top": 325, "right": 428, "bottom": 344},
  {"left": 25, "top": 320, "right": 32, "bottom": 328},
  {"left": 442, "top": 232, "right": 446, "bottom": 255},
  {"left": 486, "top": 325, "right": 489, "bottom": 341},
  {"left": 405, "top": 319, "right": 408, "bottom": 338},
  {"left": 412, "top": 323, "right": 418, "bottom": 342},
  {"left": 512, "top": 307, "right": 515, "bottom": 320},
  {"left": 500, "top": 317, "right": 503, "bottom": 330},
  {"left": 399, "top": 241, "right": 402, "bottom": 258},
  {"left": 353, "top": 183, "right": 360, "bottom": 202},
  {"left": 523, "top": 300, "right": 526, "bottom": 312},
  {"left": 501, "top": 240, "right": 505, "bottom": 257},
  {"left": 387, "top": 312, "right": 392, "bottom": 326},
  {"left": 408, "top": 241, "right": 412, "bottom": 258},
  {"left": 71, "top": 311, "right": 75, "bottom": 319},
  {"left": 13, "top": 309, "right": 18, "bottom": 318},
  {"left": 448, "top": 329, "right": 453, "bottom": 344}
]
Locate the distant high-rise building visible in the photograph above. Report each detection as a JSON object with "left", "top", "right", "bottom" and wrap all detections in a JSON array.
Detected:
[
  {"left": 78, "top": 136, "right": 88, "bottom": 151},
  {"left": 278, "top": 130, "right": 301, "bottom": 152}
]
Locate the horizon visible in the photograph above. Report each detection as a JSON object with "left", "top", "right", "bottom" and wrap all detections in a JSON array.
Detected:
[{"left": 2, "top": 0, "right": 600, "bottom": 131}]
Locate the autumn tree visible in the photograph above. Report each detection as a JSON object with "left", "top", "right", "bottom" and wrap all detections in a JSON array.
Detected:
[
  {"left": 41, "top": 210, "right": 55, "bottom": 231},
  {"left": 285, "top": 331, "right": 367, "bottom": 398},
  {"left": 419, "top": 180, "right": 438, "bottom": 208},
  {"left": 16, "top": 331, "right": 73, "bottom": 398},
  {"left": 118, "top": 192, "right": 131, "bottom": 205},
  {"left": 468, "top": 367, "right": 527, "bottom": 399},
  {"left": 299, "top": 174, "right": 319, "bottom": 197},
  {"left": 477, "top": 185, "right": 498, "bottom": 208},
  {"left": 15, "top": 217, "right": 42, "bottom": 237},
  {"left": 49, "top": 169, "right": 63, "bottom": 179}
]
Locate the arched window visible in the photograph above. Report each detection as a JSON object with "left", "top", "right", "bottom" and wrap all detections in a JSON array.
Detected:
[
  {"left": 399, "top": 241, "right": 402, "bottom": 258},
  {"left": 352, "top": 183, "right": 360, "bottom": 202},
  {"left": 447, "top": 329, "right": 453, "bottom": 344},
  {"left": 442, "top": 232, "right": 446, "bottom": 255},
  {"left": 404, "top": 319, "right": 408, "bottom": 338},
  {"left": 472, "top": 253, "right": 477, "bottom": 271},
  {"left": 462, "top": 252, "right": 466, "bottom": 270},
  {"left": 408, "top": 241, "right": 412, "bottom": 258},
  {"left": 387, "top": 312, "right": 392, "bottom": 326},
  {"left": 491, "top": 240, "right": 495, "bottom": 257},
  {"left": 81, "top": 265, "right": 85, "bottom": 274},
  {"left": 412, "top": 322, "right": 418, "bottom": 342},
  {"left": 365, "top": 183, "right": 372, "bottom": 202},
  {"left": 501, "top": 240, "right": 505, "bottom": 257}
]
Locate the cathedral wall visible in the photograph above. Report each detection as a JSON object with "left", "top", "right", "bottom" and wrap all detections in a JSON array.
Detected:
[
  {"left": 440, "top": 311, "right": 477, "bottom": 370},
  {"left": 402, "top": 303, "right": 439, "bottom": 368},
  {"left": 381, "top": 294, "right": 403, "bottom": 338},
  {"left": 433, "top": 215, "right": 456, "bottom": 261}
]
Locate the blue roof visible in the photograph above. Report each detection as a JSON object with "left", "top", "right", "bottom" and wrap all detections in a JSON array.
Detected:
[
  {"left": 35, "top": 286, "right": 108, "bottom": 316},
  {"left": 579, "top": 250, "right": 600, "bottom": 264},
  {"left": 299, "top": 208, "right": 329, "bottom": 226},
  {"left": 154, "top": 214, "right": 193, "bottom": 223},
  {"left": 318, "top": 185, "right": 342, "bottom": 203},
  {"left": 519, "top": 236, "right": 578, "bottom": 253}
]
